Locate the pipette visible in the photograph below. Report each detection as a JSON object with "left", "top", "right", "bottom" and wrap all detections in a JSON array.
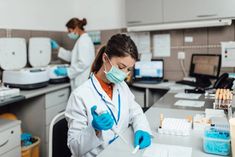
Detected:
[
  {"left": 95, "top": 109, "right": 129, "bottom": 145},
  {"left": 111, "top": 127, "right": 129, "bottom": 145}
]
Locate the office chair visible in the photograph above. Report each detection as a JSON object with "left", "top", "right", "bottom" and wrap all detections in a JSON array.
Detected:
[{"left": 48, "top": 111, "right": 71, "bottom": 157}]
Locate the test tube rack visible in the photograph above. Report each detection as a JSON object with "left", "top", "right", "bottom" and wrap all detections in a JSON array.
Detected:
[{"left": 158, "top": 118, "right": 192, "bottom": 136}]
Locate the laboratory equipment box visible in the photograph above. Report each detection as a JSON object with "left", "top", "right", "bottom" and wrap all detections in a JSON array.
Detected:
[{"left": 203, "top": 126, "right": 231, "bottom": 156}]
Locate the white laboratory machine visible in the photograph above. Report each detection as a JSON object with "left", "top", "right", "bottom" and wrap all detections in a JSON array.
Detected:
[
  {"left": 0, "top": 38, "right": 49, "bottom": 89},
  {"left": 47, "top": 64, "right": 69, "bottom": 84},
  {"left": 28, "top": 38, "right": 69, "bottom": 84}
]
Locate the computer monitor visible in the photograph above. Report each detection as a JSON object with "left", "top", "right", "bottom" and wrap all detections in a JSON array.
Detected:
[
  {"left": 134, "top": 59, "right": 164, "bottom": 81},
  {"left": 189, "top": 54, "right": 221, "bottom": 87}
]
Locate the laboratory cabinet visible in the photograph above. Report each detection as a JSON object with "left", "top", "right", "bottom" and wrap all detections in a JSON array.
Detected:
[
  {"left": 1, "top": 148, "right": 20, "bottom": 157},
  {"left": 164, "top": 0, "right": 235, "bottom": 23},
  {"left": 125, "top": 0, "right": 163, "bottom": 26},
  {"left": 9, "top": 87, "right": 70, "bottom": 157},
  {"left": 0, "top": 119, "right": 21, "bottom": 157},
  {"left": 126, "top": 0, "right": 235, "bottom": 26}
]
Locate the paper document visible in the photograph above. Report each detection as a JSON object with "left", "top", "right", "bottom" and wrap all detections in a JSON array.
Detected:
[
  {"left": 174, "top": 100, "right": 205, "bottom": 108},
  {"left": 143, "top": 143, "right": 192, "bottom": 157},
  {"left": 174, "top": 93, "right": 201, "bottom": 99},
  {"left": 128, "top": 32, "right": 150, "bottom": 54},
  {"left": 221, "top": 42, "right": 235, "bottom": 67},
  {"left": 153, "top": 34, "right": 171, "bottom": 57},
  {"left": 169, "top": 84, "right": 193, "bottom": 92},
  {"left": 140, "top": 53, "right": 152, "bottom": 61}
]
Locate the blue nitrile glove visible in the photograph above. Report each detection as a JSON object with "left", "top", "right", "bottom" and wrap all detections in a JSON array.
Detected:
[
  {"left": 50, "top": 39, "right": 59, "bottom": 49},
  {"left": 21, "top": 133, "right": 32, "bottom": 141},
  {"left": 91, "top": 105, "right": 114, "bottom": 131},
  {"left": 54, "top": 67, "right": 68, "bottom": 76},
  {"left": 21, "top": 133, "right": 33, "bottom": 146},
  {"left": 134, "top": 130, "right": 151, "bottom": 149}
]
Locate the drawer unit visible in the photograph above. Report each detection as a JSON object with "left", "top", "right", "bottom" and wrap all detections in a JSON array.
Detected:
[
  {"left": 0, "top": 120, "right": 21, "bottom": 156},
  {"left": 1, "top": 147, "right": 21, "bottom": 157},
  {"left": 45, "top": 102, "right": 67, "bottom": 125},
  {"left": 11, "top": 86, "right": 71, "bottom": 157},
  {"left": 45, "top": 88, "right": 69, "bottom": 108}
]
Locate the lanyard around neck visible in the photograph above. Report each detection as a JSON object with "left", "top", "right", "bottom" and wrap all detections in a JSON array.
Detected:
[{"left": 90, "top": 77, "right": 121, "bottom": 125}]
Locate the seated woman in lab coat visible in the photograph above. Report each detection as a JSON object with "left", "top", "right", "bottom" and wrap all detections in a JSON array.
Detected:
[{"left": 65, "top": 34, "right": 152, "bottom": 157}]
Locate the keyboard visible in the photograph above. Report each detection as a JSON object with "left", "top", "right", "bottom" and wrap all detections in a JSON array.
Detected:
[
  {"left": 176, "top": 80, "right": 197, "bottom": 87},
  {"left": 134, "top": 80, "right": 162, "bottom": 84}
]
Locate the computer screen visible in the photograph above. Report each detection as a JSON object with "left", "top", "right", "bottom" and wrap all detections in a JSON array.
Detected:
[
  {"left": 189, "top": 54, "right": 221, "bottom": 79},
  {"left": 134, "top": 60, "right": 164, "bottom": 79}
]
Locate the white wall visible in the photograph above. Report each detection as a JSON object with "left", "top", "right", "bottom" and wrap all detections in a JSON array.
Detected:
[
  {"left": 0, "top": 0, "right": 125, "bottom": 31},
  {"left": 72, "top": 0, "right": 126, "bottom": 31},
  {"left": 0, "top": 0, "right": 77, "bottom": 31}
]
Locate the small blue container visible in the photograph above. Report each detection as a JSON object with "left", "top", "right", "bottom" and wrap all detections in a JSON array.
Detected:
[{"left": 203, "top": 126, "right": 231, "bottom": 156}]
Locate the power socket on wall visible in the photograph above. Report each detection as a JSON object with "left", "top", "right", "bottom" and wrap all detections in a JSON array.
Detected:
[
  {"left": 184, "top": 36, "right": 193, "bottom": 43},
  {"left": 178, "top": 51, "right": 185, "bottom": 60}
]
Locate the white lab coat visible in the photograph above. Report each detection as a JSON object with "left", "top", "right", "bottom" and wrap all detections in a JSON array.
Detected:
[
  {"left": 65, "top": 74, "right": 151, "bottom": 157},
  {"left": 58, "top": 33, "right": 95, "bottom": 90}
]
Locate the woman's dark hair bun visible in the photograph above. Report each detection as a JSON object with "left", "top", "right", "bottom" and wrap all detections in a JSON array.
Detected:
[{"left": 82, "top": 18, "right": 87, "bottom": 26}]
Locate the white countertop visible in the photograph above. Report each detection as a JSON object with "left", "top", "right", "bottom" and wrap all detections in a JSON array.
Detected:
[
  {"left": 98, "top": 107, "right": 227, "bottom": 157},
  {"left": 131, "top": 81, "right": 194, "bottom": 93},
  {"left": 20, "top": 83, "right": 70, "bottom": 99},
  {"left": 98, "top": 82, "right": 229, "bottom": 157}
]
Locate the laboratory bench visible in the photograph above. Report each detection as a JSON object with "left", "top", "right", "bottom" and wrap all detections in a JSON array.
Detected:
[
  {"left": 98, "top": 82, "right": 232, "bottom": 157},
  {"left": 0, "top": 83, "right": 70, "bottom": 107},
  {"left": 131, "top": 81, "right": 235, "bottom": 110},
  {"left": 0, "top": 83, "right": 71, "bottom": 157},
  {"left": 0, "top": 95, "right": 25, "bottom": 107},
  {"left": 0, "top": 81, "right": 231, "bottom": 157},
  {"left": 130, "top": 81, "right": 194, "bottom": 108},
  {"left": 20, "top": 83, "right": 70, "bottom": 99},
  {"left": 153, "top": 92, "right": 214, "bottom": 111},
  {"left": 98, "top": 107, "right": 226, "bottom": 157}
]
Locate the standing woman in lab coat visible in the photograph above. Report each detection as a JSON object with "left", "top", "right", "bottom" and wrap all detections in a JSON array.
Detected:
[
  {"left": 51, "top": 18, "right": 95, "bottom": 90},
  {"left": 65, "top": 34, "right": 152, "bottom": 157}
]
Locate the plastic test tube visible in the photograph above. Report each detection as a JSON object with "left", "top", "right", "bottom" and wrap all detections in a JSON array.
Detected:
[
  {"left": 160, "top": 113, "right": 164, "bottom": 128},
  {"left": 219, "top": 93, "right": 223, "bottom": 108},
  {"left": 132, "top": 145, "right": 140, "bottom": 154},
  {"left": 215, "top": 89, "right": 220, "bottom": 108},
  {"left": 226, "top": 91, "right": 230, "bottom": 106}
]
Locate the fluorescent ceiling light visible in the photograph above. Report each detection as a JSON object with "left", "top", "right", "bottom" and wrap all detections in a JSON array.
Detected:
[{"left": 127, "top": 19, "right": 232, "bottom": 32}]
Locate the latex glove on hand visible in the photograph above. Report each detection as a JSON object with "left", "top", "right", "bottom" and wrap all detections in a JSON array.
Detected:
[
  {"left": 91, "top": 105, "right": 114, "bottom": 131},
  {"left": 54, "top": 67, "right": 68, "bottom": 76},
  {"left": 134, "top": 130, "right": 151, "bottom": 149},
  {"left": 50, "top": 39, "right": 59, "bottom": 49}
]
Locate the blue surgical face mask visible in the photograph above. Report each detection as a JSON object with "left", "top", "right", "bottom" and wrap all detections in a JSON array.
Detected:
[
  {"left": 67, "top": 32, "right": 79, "bottom": 40},
  {"left": 104, "top": 57, "right": 128, "bottom": 84}
]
